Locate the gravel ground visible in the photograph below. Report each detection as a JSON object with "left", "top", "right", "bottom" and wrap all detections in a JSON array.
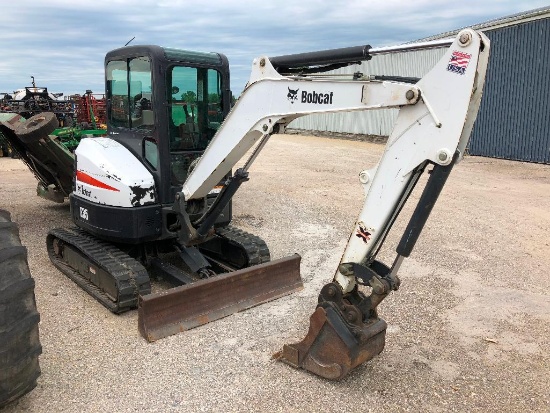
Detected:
[{"left": 1, "top": 133, "right": 549, "bottom": 412}]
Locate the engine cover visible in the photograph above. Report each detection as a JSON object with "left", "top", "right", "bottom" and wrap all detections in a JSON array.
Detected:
[{"left": 74, "top": 137, "right": 156, "bottom": 207}]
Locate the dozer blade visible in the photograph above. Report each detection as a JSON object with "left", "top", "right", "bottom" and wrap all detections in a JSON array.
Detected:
[
  {"left": 275, "top": 306, "right": 387, "bottom": 380},
  {"left": 138, "top": 254, "right": 302, "bottom": 341}
]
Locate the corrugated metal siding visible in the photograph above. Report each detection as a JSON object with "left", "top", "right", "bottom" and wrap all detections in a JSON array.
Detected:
[
  {"left": 289, "top": 48, "right": 446, "bottom": 136},
  {"left": 469, "top": 18, "right": 550, "bottom": 164},
  {"left": 291, "top": 15, "right": 550, "bottom": 164},
  {"left": 416, "top": 7, "right": 550, "bottom": 42}
]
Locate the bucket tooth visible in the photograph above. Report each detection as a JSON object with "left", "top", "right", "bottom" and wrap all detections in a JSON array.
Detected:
[{"left": 276, "top": 306, "right": 387, "bottom": 380}]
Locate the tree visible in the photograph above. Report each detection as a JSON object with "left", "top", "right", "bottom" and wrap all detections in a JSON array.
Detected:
[
  {"left": 208, "top": 93, "right": 220, "bottom": 104},
  {"left": 180, "top": 91, "right": 196, "bottom": 104}
]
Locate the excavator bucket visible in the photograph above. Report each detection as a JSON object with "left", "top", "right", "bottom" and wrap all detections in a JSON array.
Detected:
[
  {"left": 138, "top": 254, "right": 302, "bottom": 341},
  {"left": 275, "top": 306, "right": 387, "bottom": 380}
]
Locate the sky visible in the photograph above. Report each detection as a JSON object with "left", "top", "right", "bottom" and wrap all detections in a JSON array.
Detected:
[{"left": 0, "top": 1, "right": 548, "bottom": 97}]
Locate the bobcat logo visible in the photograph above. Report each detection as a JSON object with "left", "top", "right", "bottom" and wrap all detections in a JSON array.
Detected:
[{"left": 287, "top": 87, "right": 299, "bottom": 103}]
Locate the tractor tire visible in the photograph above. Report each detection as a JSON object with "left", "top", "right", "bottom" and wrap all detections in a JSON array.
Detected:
[
  {"left": 0, "top": 209, "right": 41, "bottom": 408},
  {"left": 15, "top": 112, "right": 58, "bottom": 144},
  {"left": 61, "top": 115, "right": 74, "bottom": 128}
]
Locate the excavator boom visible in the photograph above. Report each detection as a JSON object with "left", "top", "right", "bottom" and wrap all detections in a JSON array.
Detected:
[
  {"left": 164, "top": 28, "right": 490, "bottom": 379},
  {"left": 280, "top": 30, "right": 490, "bottom": 379}
]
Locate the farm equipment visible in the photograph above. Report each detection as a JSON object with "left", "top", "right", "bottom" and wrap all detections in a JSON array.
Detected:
[
  {"left": 0, "top": 27, "right": 489, "bottom": 392},
  {"left": 0, "top": 84, "right": 107, "bottom": 201},
  {"left": 73, "top": 90, "right": 106, "bottom": 129},
  {"left": 0, "top": 112, "right": 74, "bottom": 203},
  {"left": 0, "top": 77, "right": 75, "bottom": 126}
]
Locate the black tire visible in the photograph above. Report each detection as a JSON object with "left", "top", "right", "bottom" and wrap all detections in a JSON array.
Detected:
[
  {"left": 61, "top": 115, "right": 74, "bottom": 128},
  {"left": 15, "top": 112, "right": 58, "bottom": 144},
  {"left": 0, "top": 209, "right": 41, "bottom": 408}
]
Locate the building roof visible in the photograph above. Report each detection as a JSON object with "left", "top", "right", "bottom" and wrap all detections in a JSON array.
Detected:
[{"left": 415, "top": 6, "right": 550, "bottom": 42}]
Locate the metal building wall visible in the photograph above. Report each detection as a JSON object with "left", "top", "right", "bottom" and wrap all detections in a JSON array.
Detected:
[
  {"left": 469, "top": 18, "right": 550, "bottom": 164},
  {"left": 289, "top": 15, "right": 550, "bottom": 164},
  {"left": 288, "top": 48, "right": 446, "bottom": 136}
]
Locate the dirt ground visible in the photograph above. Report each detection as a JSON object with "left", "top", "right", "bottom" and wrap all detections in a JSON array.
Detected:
[{"left": 1, "top": 134, "right": 549, "bottom": 412}]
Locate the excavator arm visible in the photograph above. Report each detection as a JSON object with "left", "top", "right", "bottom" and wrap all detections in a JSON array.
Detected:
[{"left": 174, "top": 29, "right": 490, "bottom": 379}]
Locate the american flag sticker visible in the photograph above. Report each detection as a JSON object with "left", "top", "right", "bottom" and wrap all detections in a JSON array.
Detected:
[{"left": 447, "top": 50, "right": 472, "bottom": 75}]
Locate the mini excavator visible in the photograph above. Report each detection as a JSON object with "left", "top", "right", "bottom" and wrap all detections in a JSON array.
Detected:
[{"left": 9, "top": 28, "right": 489, "bottom": 380}]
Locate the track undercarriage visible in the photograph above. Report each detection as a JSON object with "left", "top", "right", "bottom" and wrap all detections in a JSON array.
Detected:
[{"left": 46, "top": 225, "right": 273, "bottom": 314}]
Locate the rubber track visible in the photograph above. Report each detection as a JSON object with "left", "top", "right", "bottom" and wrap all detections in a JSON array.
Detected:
[
  {"left": 47, "top": 227, "right": 151, "bottom": 314},
  {"left": 214, "top": 225, "right": 271, "bottom": 267}
]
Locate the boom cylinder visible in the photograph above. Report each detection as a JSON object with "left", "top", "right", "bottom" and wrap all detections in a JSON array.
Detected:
[
  {"left": 269, "top": 37, "right": 455, "bottom": 70},
  {"left": 270, "top": 45, "right": 371, "bottom": 69}
]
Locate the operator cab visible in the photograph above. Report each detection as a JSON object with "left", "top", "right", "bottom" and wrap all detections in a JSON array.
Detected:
[
  {"left": 68, "top": 45, "right": 232, "bottom": 242},
  {"left": 104, "top": 45, "right": 231, "bottom": 205}
]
